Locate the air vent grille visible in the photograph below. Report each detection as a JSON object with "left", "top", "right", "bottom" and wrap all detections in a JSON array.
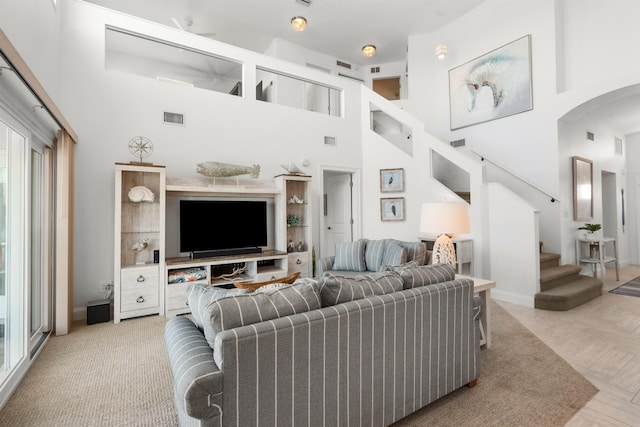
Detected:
[
  {"left": 336, "top": 60, "right": 352, "bottom": 69},
  {"left": 324, "top": 136, "right": 336, "bottom": 146},
  {"left": 586, "top": 131, "right": 595, "bottom": 141},
  {"left": 163, "top": 111, "right": 185, "bottom": 126},
  {"left": 615, "top": 137, "right": 623, "bottom": 155},
  {"left": 450, "top": 139, "right": 466, "bottom": 148}
]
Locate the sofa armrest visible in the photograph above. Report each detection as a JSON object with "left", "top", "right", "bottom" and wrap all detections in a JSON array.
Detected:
[
  {"left": 165, "top": 316, "right": 223, "bottom": 423},
  {"left": 317, "top": 256, "right": 335, "bottom": 277}
]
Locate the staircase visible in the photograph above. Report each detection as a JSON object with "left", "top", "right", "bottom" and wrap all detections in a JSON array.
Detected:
[{"left": 535, "top": 251, "right": 602, "bottom": 311}]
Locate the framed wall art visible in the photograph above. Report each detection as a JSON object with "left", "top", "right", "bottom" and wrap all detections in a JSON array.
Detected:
[
  {"left": 449, "top": 34, "right": 533, "bottom": 130},
  {"left": 380, "top": 197, "right": 405, "bottom": 221},
  {"left": 380, "top": 168, "right": 404, "bottom": 192},
  {"left": 573, "top": 156, "right": 593, "bottom": 221}
]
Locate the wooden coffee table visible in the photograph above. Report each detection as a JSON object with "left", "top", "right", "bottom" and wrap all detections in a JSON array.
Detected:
[{"left": 456, "top": 274, "right": 496, "bottom": 349}]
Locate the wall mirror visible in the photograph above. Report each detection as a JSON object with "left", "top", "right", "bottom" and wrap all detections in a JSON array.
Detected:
[{"left": 573, "top": 156, "right": 593, "bottom": 221}]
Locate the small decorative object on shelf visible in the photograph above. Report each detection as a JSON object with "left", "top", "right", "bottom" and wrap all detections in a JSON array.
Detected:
[
  {"left": 288, "top": 239, "right": 295, "bottom": 253},
  {"left": 281, "top": 162, "right": 304, "bottom": 175},
  {"left": 128, "top": 136, "right": 154, "bottom": 164},
  {"left": 127, "top": 185, "right": 155, "bottom": 202},
  {"left": 288, "top": 195, "right": 305, "bottom": 204},
  {"left": 196, "top": 161, "right": 260, "bottom": 179},
  {"left": 578, "top": 223, "right": 601, "bottom": 241},
  {"left": 287, "top": 214, "right": 300, "bottom": 227},
  {"left": 131, "top": 237, "right": 149, "bottom": 253},
  {"left": 296, "top": 241, "right": 306, "bottom": 252}
]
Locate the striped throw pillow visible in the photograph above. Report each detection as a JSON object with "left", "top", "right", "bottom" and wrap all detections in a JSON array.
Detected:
[
  {"left": 317, "top": 271, "right": 403, "bottom": 306},
  {"left": 202, "top": 282, "right": 321, "bottom": 349},
  {"left": 381, "top": 242, "right": 407, "bottom": 269},
  {"left": 186, "top": 283, "right": 249, "bottom": 331},
  {"left": 333, "top": 239, "right": 367, "bottom": 272}
]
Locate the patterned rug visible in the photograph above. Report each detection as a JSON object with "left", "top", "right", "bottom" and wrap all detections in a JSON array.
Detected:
[{"left": 610, "top": 276, "right": 640, "bottom": 297}]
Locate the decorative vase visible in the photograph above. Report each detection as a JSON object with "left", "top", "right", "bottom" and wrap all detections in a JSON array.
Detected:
[{"left": 589, "top": 242, "right": 600, "bottom": 259}]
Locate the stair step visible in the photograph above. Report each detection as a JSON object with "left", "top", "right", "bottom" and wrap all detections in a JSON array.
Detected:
[
  {"left": 539, "top": 264, "right": 582, "bottom": 291},
  {"left": 540, "top": 252, "right": 560, "bottom": 269},
  {"left": 534, "top": 276, "right": 602, "bottom": 311}
]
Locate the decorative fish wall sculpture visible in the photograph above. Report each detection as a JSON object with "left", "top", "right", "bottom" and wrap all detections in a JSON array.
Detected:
[{"left": 196, "top": 161, "right": 260, "bottom": 179}]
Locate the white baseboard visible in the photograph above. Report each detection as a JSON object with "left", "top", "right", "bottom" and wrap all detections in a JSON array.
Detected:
[
  {"left": 491, "top": 290, "right": 535, "bottom": 308},
  {"left": 73, "top": 307, "right": 86, "bottom": 321}
]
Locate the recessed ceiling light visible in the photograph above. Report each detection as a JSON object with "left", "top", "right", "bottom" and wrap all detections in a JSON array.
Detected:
[{"left": 291, "top": 16, "right": 307, "bottom": 32}]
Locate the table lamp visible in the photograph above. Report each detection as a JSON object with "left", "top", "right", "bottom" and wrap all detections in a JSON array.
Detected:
[{"left": 420, "top": 202, "right": 470, "bottom": 267}]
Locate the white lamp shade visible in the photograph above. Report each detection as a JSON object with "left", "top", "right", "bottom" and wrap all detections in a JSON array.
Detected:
[{"left": 420, "top": 202, "right": 470, "bottom": 235}]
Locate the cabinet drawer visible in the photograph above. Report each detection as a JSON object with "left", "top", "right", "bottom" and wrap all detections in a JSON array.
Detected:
[
  {"left": 288, "top": 252, "right": 309, "bottom": 277},
  {"left": 121, "top": 266, "right": 159, "bottom": 290},
  {"left": 121, "top": 285, "right": 159, "bottom": 312},
  {"left": 166, "top": 282, "right": 191, "bottom": 311}
]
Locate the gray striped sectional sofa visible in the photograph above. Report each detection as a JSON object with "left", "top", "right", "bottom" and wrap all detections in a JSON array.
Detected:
[{"left": 165, "top": 263, "right": 480, "bottom": 427}]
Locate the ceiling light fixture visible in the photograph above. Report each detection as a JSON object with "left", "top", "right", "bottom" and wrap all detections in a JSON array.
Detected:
[
  {"left": 291, "top": 16, "right": 307, "bottom": 32},
  {"left": 435, "top": 43, "right": 448, "bottom": 59},
  {"left": 362, "top": 44, "right": 376, "bottom": 57}
]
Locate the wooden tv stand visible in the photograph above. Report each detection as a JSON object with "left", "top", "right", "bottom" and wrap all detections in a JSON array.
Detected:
[{"left": 164, "top": 250, "right": 288, "bottom": 318}]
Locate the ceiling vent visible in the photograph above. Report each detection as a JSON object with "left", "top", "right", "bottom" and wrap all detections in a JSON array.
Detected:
[
  {"left": 450, "top": 138, "right": 466, "bottom": 148},
  {"left": 295, "top": 0, "right": 312, "bottom": 6},
  {"left": 336, "top": 60, "right": 352, "bottom": 69},
  {"left": 163, "top": 111, "right": 185, "bottom": 126},
  {"left": 586, "top": 131, "right": 595, "bottom": 141}
]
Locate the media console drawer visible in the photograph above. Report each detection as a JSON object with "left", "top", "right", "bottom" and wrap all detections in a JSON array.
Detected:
[{"left": 288, "top": 252, "right": 309, "bottom": 277}]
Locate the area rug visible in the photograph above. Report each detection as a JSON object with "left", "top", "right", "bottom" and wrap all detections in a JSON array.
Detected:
[
  {"left": 0, "top": 301, "right": 597, "bottom": 426},
  {"left": 609, "top": 276, "right": 640, "bottom": 297}
]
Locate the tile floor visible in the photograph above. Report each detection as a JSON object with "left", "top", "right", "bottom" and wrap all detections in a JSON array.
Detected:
[{"left": 498, "top": 265, "right": 640, "bottom": 426}]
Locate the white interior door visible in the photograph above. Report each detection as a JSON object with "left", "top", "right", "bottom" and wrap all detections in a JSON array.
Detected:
[{"left": 323, "top": 172, "right": 352, "bottom": 257}]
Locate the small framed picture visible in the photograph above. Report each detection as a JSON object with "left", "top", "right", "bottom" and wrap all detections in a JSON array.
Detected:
[
  {"left": 380, "top": 197, "right": 405, "bottom": 221},
  {"left": 380, "top": 168, "right": 404, "bottom": 192}
]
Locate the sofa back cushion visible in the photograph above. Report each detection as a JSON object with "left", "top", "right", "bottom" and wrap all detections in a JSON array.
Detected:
[
  {"left": 202, "top": 282, "right": 321, "bottom": 349},
  {"left": 390, "top": 262, "right": 456, "bottom": 289},
  {"left": 186, "top": 283, "right": 249, "bottom": 330},
  {"left": 333, "top": 239, "right": 367, "bottom": 272},
  {"left": 317, "top": 271, "right": 403, "bottom": 306}
]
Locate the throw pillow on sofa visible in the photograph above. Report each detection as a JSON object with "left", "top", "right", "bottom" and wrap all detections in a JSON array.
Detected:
[
  {"left": 186, "top": 283, "right": 249, "bottom": 330},
  {"left": 381, "top": 242, "right": 407, "bottom": 269},
  {"left": 317, "top": 271, "right": 403, "bottom": 306},
  {"left": 333, "top": 239, "right": 367, "bottom": 272},
  {"left": 201, "top": 282, "right": 321, "bottom": 349},
  {"left": 389, "top": 262, "right": 456, "bottom": 289}
]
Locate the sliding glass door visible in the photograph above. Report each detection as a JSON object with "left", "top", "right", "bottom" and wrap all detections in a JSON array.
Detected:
[{"left": 0, "top": 109, "right": 52, "bottom": 404}]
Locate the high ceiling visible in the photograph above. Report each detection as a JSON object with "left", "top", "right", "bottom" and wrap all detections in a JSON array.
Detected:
[{"left": 84, "top": 0, "right": 486, "bottom": 66}]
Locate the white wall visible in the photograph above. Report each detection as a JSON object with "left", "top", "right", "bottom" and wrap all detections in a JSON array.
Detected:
[
  {"left": 0, "top": 0, "right": 61, "bottom": 104},
  {"left": 55, "top": 1, "right": 365, "bottom": 310}
]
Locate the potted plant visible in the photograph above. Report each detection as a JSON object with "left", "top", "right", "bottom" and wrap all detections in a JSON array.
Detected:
[
  {"left": 578, "top": 223, "right": 601, "bottom": 240},
  {"left": 578, "top": 223, "right": 602, "bottom": 258}
]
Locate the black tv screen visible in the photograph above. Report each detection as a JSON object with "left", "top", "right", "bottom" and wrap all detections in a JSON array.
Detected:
[{"left": 179, "top": 200, "right": 268, "bottom": 253}]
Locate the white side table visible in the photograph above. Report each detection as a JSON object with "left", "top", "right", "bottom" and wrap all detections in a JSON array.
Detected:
[
  {"left": 575, "top": 237, "right": 619, "bottom": 281},
  {"left": 456, "top": 274, "right": 496, "bottom": 349}
]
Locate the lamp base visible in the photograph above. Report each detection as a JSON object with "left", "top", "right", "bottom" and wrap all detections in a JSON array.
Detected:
[{"left": 432, "top": 234, "right": 457, "bottom": 268}]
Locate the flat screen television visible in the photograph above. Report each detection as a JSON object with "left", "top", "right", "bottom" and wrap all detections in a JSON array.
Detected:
[{"left": 179, "top": 200, "right": 268, "bottom": 255}]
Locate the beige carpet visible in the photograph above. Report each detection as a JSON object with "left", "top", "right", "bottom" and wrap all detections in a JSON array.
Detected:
[{"left": 0, "top": 301, "right": 597, "bottom": 426}]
